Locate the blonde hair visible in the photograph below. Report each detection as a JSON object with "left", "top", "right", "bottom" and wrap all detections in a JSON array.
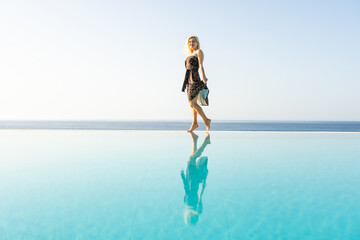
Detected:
[{"left": 184, "top": 35, "right": 200, "bottom": 56}]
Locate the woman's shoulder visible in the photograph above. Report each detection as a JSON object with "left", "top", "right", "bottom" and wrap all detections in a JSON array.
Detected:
[
  {"left": 194, "top": 49, "right": 203, "bottom": 55},
  {"left": 195, "top": 49, "right": 204, "bottom": 61},
  {"left": 187, "top": 49, "right": 204, "bottom": 58}
]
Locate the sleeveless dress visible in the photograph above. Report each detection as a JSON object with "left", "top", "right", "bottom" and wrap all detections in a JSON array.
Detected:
[{"left": 182, "top": 55, "right": 206, "bottom": 101}]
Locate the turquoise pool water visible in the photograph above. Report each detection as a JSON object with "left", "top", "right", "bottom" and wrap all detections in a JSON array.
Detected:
[{"left": 0, "top": 130, "right": 359, "bottom": 239}]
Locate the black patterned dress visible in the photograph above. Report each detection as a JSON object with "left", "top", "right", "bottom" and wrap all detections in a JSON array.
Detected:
[{"left": 182, "top": 55, "right": 206, "bottom": 101}]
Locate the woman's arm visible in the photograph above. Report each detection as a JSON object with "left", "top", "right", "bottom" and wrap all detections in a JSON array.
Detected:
[{"left": 197, "top": 49, "right": 208, "bottom": 84}]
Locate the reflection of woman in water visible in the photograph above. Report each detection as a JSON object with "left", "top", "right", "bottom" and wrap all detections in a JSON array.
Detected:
[{"left": 181, "top": 132, "right": 210, "bottom": 224}]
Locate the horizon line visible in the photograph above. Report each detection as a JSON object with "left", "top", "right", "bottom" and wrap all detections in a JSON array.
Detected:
[{"left": 1, "top": 119, "right": 360, "bottom": 123}]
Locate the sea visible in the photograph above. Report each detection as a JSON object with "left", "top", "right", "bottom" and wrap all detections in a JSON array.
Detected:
[{"left": 0, "top": 120, "right": 359, "bottom": 131}]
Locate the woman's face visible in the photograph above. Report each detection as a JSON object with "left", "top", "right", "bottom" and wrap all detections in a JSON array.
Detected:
[{"left": 188, "top": 38, "right": 198, "bottom": 51}]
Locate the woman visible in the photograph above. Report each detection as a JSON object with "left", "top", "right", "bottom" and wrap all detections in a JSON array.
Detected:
[{"left": 182, "top": 35, "right": 211, "bottom": 132}]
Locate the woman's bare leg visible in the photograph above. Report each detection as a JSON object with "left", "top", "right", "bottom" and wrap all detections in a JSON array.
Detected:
[
  {"left": 187, "top": 107, "right": 199, "bottom": 132},
  {"left": 190, "top": 98, "right": 211, "bottom": 131}
]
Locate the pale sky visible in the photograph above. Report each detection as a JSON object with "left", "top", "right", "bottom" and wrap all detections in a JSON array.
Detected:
[{"left": 1, "top": 0, "right": 359, "bottom": 121}]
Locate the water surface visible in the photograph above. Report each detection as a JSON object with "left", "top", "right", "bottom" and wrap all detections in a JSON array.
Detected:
[{"left": 0, "top": 130, "right": 359, "bottom": 239}]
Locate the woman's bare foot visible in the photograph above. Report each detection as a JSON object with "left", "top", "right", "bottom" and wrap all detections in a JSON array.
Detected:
[
  {"left": 187, "top": 123, "right": 199, "bottom": 132},
  {"left": 205, "top": 119, "right": 211, "bottom": 131}
]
